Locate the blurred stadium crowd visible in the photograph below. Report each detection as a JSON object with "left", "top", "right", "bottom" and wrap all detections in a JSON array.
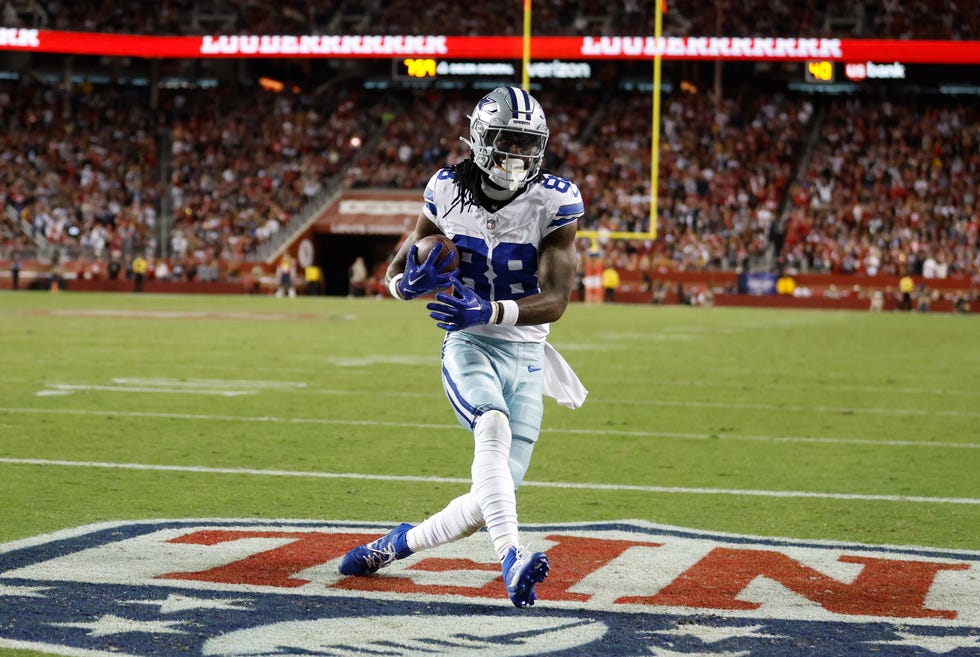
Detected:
[
  {"left": 3, "top": 0, "right": 977, "bottom": 39},
  {"left": 0, "top": 0, "right": 978, "bottom": 293}
]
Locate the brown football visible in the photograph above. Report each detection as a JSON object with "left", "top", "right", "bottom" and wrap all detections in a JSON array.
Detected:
[{"left": 414, "top": 234, "right": 460, "bottom": 273}]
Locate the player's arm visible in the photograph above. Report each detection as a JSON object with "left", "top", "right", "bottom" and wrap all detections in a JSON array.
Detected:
[
  {"left": 385, "top": 212, "right": 455, "bottom": 300},
  {"left": 426, "top": 221, "right": 579, "bottom": 331},
  {"left": 511, "top": 221, "right": 578, "bottom": 325},
  {"left": 385, "top": 212, "right": 443, "bottom": 283}
]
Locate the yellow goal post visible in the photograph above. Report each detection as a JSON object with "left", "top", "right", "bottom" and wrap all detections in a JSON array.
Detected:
[{"left": 522, "top": 0, "right": 663, "bottom": 248}]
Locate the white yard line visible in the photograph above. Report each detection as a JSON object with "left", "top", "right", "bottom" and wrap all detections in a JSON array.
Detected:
[
  {"left": 110, "top": 378, "right": 308, "bottom": 389},
  {"left": 312, "top": 389, "right": 978, "bottom": 418},
  {"left": 40, "top": 384, "right": 256, "bottom": 396},
  {"left": 13, "top": 374, "right": 980, "bottom": 417},
  {"left": 0, "top": 406, "right": 976, "bottom": 450},
  {"left": 33, "top": 378, "right": 309, "bottom": 397},
  {"left": 12, "top": 372, "right": 980, "bottom": 397},
  {"left": 586, "top": 377, "right": 980, "bottom": 398},
  {"left": 30, "top": 385, "right": 980, "bottom": 418},
  {"left": 0, "top": 457, "right": 977, "bottom": 505},
  {"left": 587, "top": 397, "right": 980, "bottom": 418}
]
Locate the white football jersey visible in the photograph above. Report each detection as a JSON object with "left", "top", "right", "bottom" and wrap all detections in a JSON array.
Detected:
[{"left": 422, "top": 168, "right": 585, "bottom": 343}]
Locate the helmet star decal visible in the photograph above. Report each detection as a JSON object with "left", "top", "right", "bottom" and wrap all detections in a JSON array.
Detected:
[{"left": 477, "top": 97, "right": 498, "bottom": 113}]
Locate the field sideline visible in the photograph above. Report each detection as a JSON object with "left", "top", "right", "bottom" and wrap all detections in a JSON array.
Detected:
[{"left": 1, "top": 291, "right": 979, "bottom": 656}]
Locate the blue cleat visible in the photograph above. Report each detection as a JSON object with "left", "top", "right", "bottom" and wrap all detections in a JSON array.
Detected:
[
  {"left": 501, "top": 545, "right": 549, "bottom": 608},
  {"left": 338, "top": 523, "right": 414, "bottom": 576}
]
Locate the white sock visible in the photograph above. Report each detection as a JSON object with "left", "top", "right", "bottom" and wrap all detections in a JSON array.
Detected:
[
  {"left": 405, "top": 493, "right": 483, "bottom": 552},
  {"left": 471, "top": 410, "right": 519, "bottom": 560}
]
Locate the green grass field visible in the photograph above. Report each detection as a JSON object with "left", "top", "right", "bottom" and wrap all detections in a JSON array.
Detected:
[
  {"left": 1, "top": 291, "right": 978, "bottom": 657},
  {"left": 2, "top": 290, "right": 976, "bottom": 553}
]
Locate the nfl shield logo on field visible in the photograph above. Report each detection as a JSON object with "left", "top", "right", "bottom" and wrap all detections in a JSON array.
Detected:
[{"left": 1, "top": 520, "right": 978, "bottom": 656}]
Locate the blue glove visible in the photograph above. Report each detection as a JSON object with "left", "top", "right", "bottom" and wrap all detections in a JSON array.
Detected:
[
  {"left": 427, "top": 277, "right": 493, "bottom": 332},
  {"left": 397, "top": 243, "right": 458, "bottom": 299}
]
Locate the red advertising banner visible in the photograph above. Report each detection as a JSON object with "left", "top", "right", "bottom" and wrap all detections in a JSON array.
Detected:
[{"left": 1, "top": 29, "right": 979, "bottom": 63}]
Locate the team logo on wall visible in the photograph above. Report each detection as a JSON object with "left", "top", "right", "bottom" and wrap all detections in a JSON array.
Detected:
[{"left": 1, "top": 520, "right": 977, "bottom": 656}]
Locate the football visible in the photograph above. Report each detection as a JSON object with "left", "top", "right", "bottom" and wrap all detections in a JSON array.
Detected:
[{"left": 414, "top": 234, "right": 460, "bottom": 273}]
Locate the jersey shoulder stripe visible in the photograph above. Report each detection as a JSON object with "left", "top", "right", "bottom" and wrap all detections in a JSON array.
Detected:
[
  {"left": 423, "top": 186, "right": 437, "bottom": 218},
  {"left": 548, "top": 214, "right": 580, "bottom": 229},
  {"left": 556, "top": 200, "right": 585, "bottom": 217},
  {"left": 535, "top": 175, "right": 584, "bottom": 231},
  {"left": 423, "top": 169, "right": 455, "bottom": 219}
]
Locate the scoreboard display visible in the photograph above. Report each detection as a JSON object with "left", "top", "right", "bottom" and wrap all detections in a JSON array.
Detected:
[{"left": 805, "top": 60, "right": 835, "bottom": 83}]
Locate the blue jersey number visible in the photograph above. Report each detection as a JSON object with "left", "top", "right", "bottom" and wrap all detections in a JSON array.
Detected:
[
  {"left": 541, "top": 174, "right": 571, "bottom": 193},
  {"left": 454, "top": 235, "right": 539, "bottom": 300}
]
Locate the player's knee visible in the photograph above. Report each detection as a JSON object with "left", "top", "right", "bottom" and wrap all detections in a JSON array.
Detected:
[
  {"left": 460, "top": 493, "right": 484, "bottom": 527},
  {"left": 474, "top": 409, "right": 511, "bottom": 455}
]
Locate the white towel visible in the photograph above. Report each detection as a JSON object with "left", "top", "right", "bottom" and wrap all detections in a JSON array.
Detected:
[{"left": 542, "top": 342, "right": 588, "bottom": 409}]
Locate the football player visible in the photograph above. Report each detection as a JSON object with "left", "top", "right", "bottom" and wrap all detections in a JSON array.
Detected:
[{"left": 339, "top": 86, "right": 587, "bottom": 608}]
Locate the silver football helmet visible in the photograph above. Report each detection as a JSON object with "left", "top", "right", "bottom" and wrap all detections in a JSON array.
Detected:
[{"left": 462, "top": 86, "right": 549, "bottom": 191}]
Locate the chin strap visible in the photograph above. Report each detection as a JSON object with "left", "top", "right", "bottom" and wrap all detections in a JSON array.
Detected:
[{"left": 481, "top": 178, "right": 519, "bottom": 201}]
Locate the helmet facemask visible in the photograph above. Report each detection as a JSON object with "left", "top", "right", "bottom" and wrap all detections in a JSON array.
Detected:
[{"left": 462, "top": 86, "right": 550, "bottom": 192}]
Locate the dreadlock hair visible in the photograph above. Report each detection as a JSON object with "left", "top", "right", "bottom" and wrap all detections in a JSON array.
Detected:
[
  {"left": 447, "top": 156, "right": 553, "bottom": 215},
  {"left": 447, "top": 157, "right": 483, "bottom": 215}
]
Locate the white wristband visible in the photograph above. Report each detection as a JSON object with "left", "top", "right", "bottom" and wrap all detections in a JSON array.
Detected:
[
  {"left": 388, "top": 273, "right": 407, "bottom": 300},
  {"left": 496, "top": 299, "right": 519, "bottom": 326}
]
